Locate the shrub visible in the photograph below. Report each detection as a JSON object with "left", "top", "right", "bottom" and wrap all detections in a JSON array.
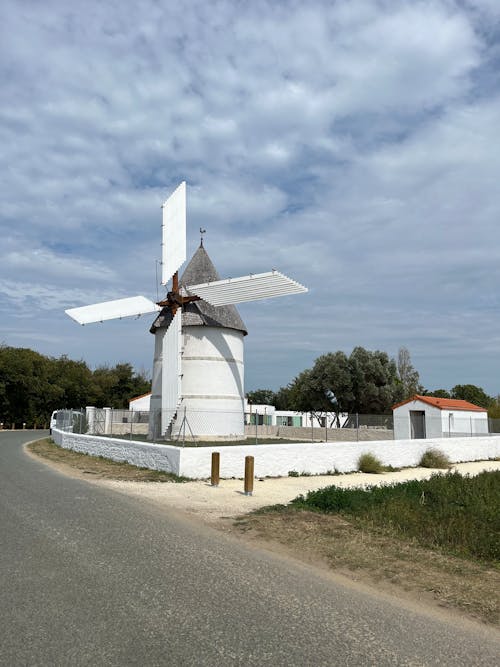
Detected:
[
  {"left": 419, "top": 448, "right": 451, "bottom": 469},
  {"left": 358, "top": 452, "right": 384, "bottom": 474},
  {"left": 288, "top": 470, "right": 299, "bottom": 477}
]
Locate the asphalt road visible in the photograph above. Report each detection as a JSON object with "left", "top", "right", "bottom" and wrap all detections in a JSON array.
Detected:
[{"left": 1, "top": 431, "right": 498, "bottom": 666}]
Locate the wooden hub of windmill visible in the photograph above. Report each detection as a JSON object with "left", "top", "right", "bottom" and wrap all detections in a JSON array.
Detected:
[{"left": 156, "top": 272, "right": 200, "bottom": 314}]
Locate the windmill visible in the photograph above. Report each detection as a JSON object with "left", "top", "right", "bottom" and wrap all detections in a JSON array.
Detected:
[{"left": 65, "top": 182, "right": 307, "bottom": 438}]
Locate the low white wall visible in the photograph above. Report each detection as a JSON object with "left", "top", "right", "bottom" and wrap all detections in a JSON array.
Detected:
[
  {"left": 53, "top": 429, "right": 180, "bottom": 475},
  {"left": 53, "top": 428, "right": 500, "bottom": 479},
  {"left": 179, "top": 437, "right": 500, "bottom": 478}
]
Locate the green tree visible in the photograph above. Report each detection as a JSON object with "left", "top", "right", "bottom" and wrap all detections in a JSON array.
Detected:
[
  {"left": 0, "top": 346, "right": 60, "bottom": 427},
  {"left": 488, "top": 396, "right": 500, "bottom": 419},
  {"left": 273, "top": 385, "right": 293, "bottom": 410},
  {"left": 348, "top": 347, "right": 399, "bottom": 414},
  {"left": 284, "top": 348, "right": 399, "bottom": 416},
  {"left": 396, "top": 347, "right": 422, "bottom": 400},
  {"left": 426, "top": 389, "right": 451, "bottom": 399},
  {"left": 451, "top": 384, "right": 493, "bottom": 409},
  {"left": 50, "top": 355, "right": 93, "bottom": 408},
  {"left": 246, "top": 389, "right": 276, "bottom": 406},
  {"left": 308, "top": 351, "right": 353, "bottom": 414},
  {"left": 286, "top": 369, "right": 317, "bottom": 412},
  {"left": 91, "top": 363, "right": 150, "bottom": 408}
]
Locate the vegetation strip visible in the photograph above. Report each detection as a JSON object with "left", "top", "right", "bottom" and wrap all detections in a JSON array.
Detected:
[
  {"left": 289, "top": 471, "right": 500, "bottom": 563},
  {"left": 28, "top": 439, "right": 188, "bottom": 482}
]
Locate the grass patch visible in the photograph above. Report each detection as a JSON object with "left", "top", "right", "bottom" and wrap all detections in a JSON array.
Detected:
[
  {"left": 236, "top": 508, "right": 500, "bottom": 625},
  {"left": 419, "top": 448, "right": 451, "bottom": 469},
  {"left": 101, "top": 434, "right": 311, "bottom": 446},
  {"left": 291, "top": 471, "right": 500, "bottom": 563},
  {"left": 28, "top": 438, "right": 189, "bottom": 482}
]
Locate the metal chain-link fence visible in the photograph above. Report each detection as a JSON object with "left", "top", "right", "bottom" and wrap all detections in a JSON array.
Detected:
[{"left": 51, "top": 407, "right": 500, "bottom": 446}]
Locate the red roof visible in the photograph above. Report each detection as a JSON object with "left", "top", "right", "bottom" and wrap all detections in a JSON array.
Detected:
[
  {"left": 392, "top": 394, "right": 487, "bottom": 412},
  {"left": 130, "top": 392, "right": 152, "bottom": 402}
]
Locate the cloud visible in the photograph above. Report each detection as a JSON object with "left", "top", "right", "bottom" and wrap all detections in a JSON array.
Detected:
[{"left": 1, "top": 0, "right": 499, "bottom": 395}]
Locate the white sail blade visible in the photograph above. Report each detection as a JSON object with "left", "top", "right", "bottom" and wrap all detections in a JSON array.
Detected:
[
  {"left": 162, "top": 181, "right": 186, "bottom": 284},
  {"left": 185, "top": 270, "right": 307, "bottom": 306},
  {"left": 65, "top": 296, "right": 161, "bottom": 325},
  {"left": 161, "top": 309, "right": 182, "bottom": 433}
]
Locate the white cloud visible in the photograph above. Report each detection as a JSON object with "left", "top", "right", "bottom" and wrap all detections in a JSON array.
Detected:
[{"left": 1, "top": 0, "right": 499, "bottom": 393}]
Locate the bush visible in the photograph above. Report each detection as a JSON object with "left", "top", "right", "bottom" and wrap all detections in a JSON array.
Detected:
[
  {"left": 419, "top": 448, "right": 451, "bottom": 469},
  {"left": 358, "top": 452, "right": 384, "bottom": 474}
]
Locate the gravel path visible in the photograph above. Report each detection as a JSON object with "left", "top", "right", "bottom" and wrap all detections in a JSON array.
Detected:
[{"left": 93, "top": 459, "right": 500, "bottom": 523}]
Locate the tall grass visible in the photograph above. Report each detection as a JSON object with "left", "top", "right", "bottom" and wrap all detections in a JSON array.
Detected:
[{"left": 291, "top": 471, "right": 500, "bottom": 563}]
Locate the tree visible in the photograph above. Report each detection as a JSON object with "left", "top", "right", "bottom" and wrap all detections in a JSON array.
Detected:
[
  {"left": 283, "top": 348, "right": 400, "bottom": 416},
  {"left": 91, "top": 363, "right": 151, "bottom": 408},
  {"left": 0, "top": 346, "right": 61, "bottom": 426},
  {"left": 308, "top": 351, "right": 353, "bottom": 414},
  {"left": 273, "top": 385, "right": 293, "bottom": 410},
  {"left": 246, "top": 389, "right": 276, "bottom": 406},
  {"left": 0, "top": 346, "right": 152, "bottom": 426},
  {"left": 50, "top": 355, "right": 94, "bottom": 408},
  {"left": 425, "top": 389, "right": 451, "bottom": 399},
  {"left": 396, "top": 347, "right": 422, "bottom": 400},
  {"left": 286, "top": 369, "right": 317, "bottom": 412},
  {"left": 488, "top": 396, "right": 500, "bottom": 419},
  {"left": 348, "top": 347, "right": 400, "bottom": 414},
  {"left": 450, "top": 384, "right": 493, "bottom": 409}
]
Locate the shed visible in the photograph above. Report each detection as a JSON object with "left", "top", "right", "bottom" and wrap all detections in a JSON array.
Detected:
[
  {"left": 129, "top": 392, "right": 152, "bottom": 412},
  {"left": 392, "top": 395, "right": 488, "bottom": 439}
]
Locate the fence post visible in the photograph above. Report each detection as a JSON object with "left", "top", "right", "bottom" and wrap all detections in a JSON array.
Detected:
[
  {"left": 103, "top": 407, "right": 112, "bottom": 435},
  {"left": 244, "top": 456, "right": 254, "bottom": 496},
  {"left": 311, "top": 412, "right": 314, "bottom": 442},
  {"left": 255, "top": 414, "right": 258, "bottom": 445},
  {"left": 211, "top": 452, "right": 220, "bottom": 487},
  {"left": 356, "top": 413, "right": 359, "bottom": 441}
]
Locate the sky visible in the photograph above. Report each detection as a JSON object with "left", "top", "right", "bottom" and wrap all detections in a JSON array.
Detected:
[{"left": 1, "top": 0, "right": 499, "bottom": 396}]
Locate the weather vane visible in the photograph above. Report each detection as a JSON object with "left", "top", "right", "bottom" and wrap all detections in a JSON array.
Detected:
[{"left": 200, "top": 227, "right": 206, "bottom": 246}]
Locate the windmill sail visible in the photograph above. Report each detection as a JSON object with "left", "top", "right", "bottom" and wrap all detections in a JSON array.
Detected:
[
  {"left": 160, "top": 309, "right": 182, "bottom": 433},
  {"left": 161, "top": 181, "right": 186, "bottom": 284},
  {"left": 65, "top": 296, "right": 161, "bottom": 325},
  {"left": 185, "top": 270, "right": 307, "bottom": 306}
]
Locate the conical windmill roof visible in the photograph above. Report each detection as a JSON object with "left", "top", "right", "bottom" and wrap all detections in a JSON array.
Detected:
[{"left": 150, "top": 244, "right": 248, "bottom": 335}]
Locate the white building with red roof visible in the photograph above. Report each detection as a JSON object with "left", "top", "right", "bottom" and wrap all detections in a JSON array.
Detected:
[{"left": 392, "top": 394, "right": 489, "bottom": 440}]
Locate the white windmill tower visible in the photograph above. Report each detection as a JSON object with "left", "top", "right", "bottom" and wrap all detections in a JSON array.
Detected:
[{"left": 65, "top": 182, "right": 307, "bottom": 440}]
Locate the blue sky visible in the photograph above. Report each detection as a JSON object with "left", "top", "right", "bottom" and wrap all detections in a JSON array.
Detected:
[{"left": 1, "top": 0, "right": 499, "bottom": 395}]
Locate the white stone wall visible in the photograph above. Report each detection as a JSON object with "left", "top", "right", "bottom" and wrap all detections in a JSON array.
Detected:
[
  {"left": 53, "top": 429, "right": 180, "bottom": 474},
  {"left": 53, "top": 428, "right": 500, "bottom": 479}
]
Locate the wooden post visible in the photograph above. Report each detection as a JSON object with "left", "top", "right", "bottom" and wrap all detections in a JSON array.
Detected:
[
  {"left": 244, "top": 456, "right": 254, "bottom": 496},
  {"left": 211, "top": 452, "right": 220, "bottom": 487}
]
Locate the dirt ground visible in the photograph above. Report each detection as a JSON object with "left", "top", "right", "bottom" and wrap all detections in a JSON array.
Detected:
[{"left": 26, "top": 441, "right": 500, "bottom": 627}]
